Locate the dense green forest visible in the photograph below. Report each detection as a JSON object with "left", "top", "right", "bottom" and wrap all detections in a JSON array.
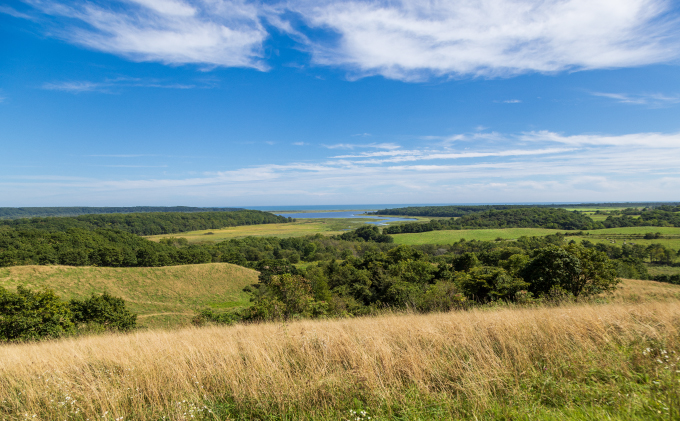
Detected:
[
  {"left": 0, "top": 206, "right": 244, "bottom": 219},
  {"left": 384, "top": 208, "right": 602, "bottom": 233},
  {"left": 371, "top": 203, "right": 680, "bottom": 217},
  {"left": 0, "top": 210, "right": 289, "bottom": 236},
  {"left": 198, "top": 232, "right": 659, "bottom": 323}
]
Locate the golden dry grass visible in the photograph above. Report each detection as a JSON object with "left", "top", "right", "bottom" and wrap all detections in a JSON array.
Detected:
[
  {"left": 144, "top": 221, "right": 345, "bottom": 243},
  {"left": 1, "top": 291, "right": 680, "bottom": 420},
  {"left": 0, "top": 264, "right": 258, "bottom": 328}
]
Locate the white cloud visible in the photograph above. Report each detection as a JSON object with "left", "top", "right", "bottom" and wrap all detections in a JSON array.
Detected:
[
  {"left": 42, "top": 77, "right": 204, "bottom": 93},
  {"left": 293, "top": 142, "right": 307, "bottom": 146},
  {"left": 18, "top": 0, "right": 680, "bottom": 80},
  {"left": 3, "top": 130, "right": 680, "bottom": 204},
  {"left": 0, "top": 5, "right": 35, "bottom": 20},
  {"left": 27, "top": 0, "right": 268, "bottom": 69},
  {"left": 503, "top": 99, "right": 522, "bottom": 103},
  {"left": 324, "top": 142, "right": 401, "bottom": 150},
  {"left": 289, "top": 0, "right": 680, "bottom": 80},
  {"left": 520, "top": 130, "right": 680, "bottom": 147},
  {"left": 591, "top": 91, "right": 680, "bottom": 106}
]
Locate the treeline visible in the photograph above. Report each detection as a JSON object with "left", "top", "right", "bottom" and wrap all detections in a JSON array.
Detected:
[
  {"left": 0, "top": 288, "right": 136, "bottom": 342},
  {"left": 384, "top": 208, "right": 602, "bottom": 234},
  {"left": 371, "top": 203, "right": 680, "bottom": 217},
  {"left": 0, "top": 228, "right": 216, "bottom": 267},
  {"left": 0, "top": 210, "right": 289, "bottom": 236},
  {"left": 602, "top": 209, "right": 680, "bottom": 228},
  {"left": 371, "top": 205, "right": 537, "bottom": 217},
  {"left": 0, "top": 206, "right": 245, "bottom": 220},
  {"left": 0, "top": 227, "right": 385, "bottom": 268}
]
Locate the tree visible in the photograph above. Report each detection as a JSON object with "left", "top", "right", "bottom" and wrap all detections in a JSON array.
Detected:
[{"left": 521, "top": 244, "right": 619, "bottom": 297}]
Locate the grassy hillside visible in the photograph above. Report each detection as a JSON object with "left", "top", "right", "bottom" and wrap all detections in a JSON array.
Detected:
[
  {"left": 0, "top": 264, "right": 258, "bottom": 328},
  {"left": 2, "top": 288, "right": 679, "bottom": 420}
]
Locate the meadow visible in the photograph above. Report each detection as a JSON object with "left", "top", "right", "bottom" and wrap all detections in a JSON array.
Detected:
[
  {"left": 1, "top": 279, "right": 679, "bottom": 420},
  {"left": 143, "top": 218, "right": 417, "bottom": 244},
  {"left": 0, "top": 264, "right": 258, "bottom": 328},
  {"left": 393, "top": 226, "right": 680, "bottom": 249},
  {"left": 392, "top": 228, "right": 566, "bottom": 244}
]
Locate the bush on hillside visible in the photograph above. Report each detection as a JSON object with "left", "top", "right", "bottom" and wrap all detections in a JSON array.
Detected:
[
  {"left": 0, "top": 286, "right": 74, "bottom": 342},
  {"left": 70, "top": 293, "right": 137, "bottom": 331},
  {"left": 0, "top": 287, "right": 136, "bottom": 342}
]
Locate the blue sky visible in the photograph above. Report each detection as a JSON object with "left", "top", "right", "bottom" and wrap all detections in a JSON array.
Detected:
[{"left": 1, "top": 0, "right": 679, "bottom": 206}]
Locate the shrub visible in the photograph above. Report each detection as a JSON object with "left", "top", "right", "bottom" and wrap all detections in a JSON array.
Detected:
[
  {"left": 69, "top": 293, "right": 137, "bottom": 331},
  {"left": 0, "top": 286, "right": 74, "bottom": 341}
]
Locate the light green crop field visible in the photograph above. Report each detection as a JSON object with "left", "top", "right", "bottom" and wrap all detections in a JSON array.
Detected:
[
  {"left": 584, "top": 227, "right": 680, "bottom": 235},
  {"left": 147, "top": 217, "right": 424, "bottom": 243},
  {"left": 647, "top": 265, "right": 680, "bottom": 277},
  {"left": 146, "top": 220, "right": 343, "bottom": 243},
  {"left": 392, "top": 226, "right": 680, "bottom": 250},
  {"left": 0, "top": 263, "right": 258, "bottom": 328},
  {"left": 392, "top": 228, "right": 566, "bottom": 245}
]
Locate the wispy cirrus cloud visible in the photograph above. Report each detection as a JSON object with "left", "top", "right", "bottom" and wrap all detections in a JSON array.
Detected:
[
  {"left": 26, "top": 0, "right": 268, "bottom": 69},
  {"left": 16, "top": 0, "right": 680, "bottom": 81},
  {"left": 4, "top": 130, "right": 679, "bottom": 205},
  {"left": 288, "top": 0, "right": 680, "bottom": 80},
  {"left": 323, "top": 142, "right": 401, "bottom": 150},
  {"left": 42, "top": 76, "right": 205, "bottom": 93},
  {"left": 0, "top": 5, "right": 35, "bottom": 20},
  {"left": 591, "top": 91, "right": 680, "bottom": 107}
]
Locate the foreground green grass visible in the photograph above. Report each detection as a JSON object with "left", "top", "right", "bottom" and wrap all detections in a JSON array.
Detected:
[{"left": 0, "top": 264, "right": 258, "bottom": 328}]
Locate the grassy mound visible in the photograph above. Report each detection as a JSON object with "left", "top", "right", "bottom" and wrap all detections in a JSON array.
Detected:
[{"left": 0, "top": 264, "right": 258, "bottom": 328}]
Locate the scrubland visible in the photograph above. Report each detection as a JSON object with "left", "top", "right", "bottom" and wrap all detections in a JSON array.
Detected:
[{"left": 1, "top": 279, "right": 680, "bottom": 420}]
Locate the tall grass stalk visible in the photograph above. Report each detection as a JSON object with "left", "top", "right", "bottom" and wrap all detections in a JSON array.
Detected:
[{"left": 1, "top": 299, "right": 679, "bottom": 419}]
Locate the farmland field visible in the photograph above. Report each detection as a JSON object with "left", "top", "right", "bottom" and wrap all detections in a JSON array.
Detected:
[
  {"left": 392, "top": 228, "right": 567, "bottom": 244},
  {"left": 0, "top": 264, "right": 258, "bottom": 328},
  {"left": 146, "top": 216, "right": 430, "bottom": 243},
  {"left": 392, "top": 226, "right": 680, "bottom": 249}
]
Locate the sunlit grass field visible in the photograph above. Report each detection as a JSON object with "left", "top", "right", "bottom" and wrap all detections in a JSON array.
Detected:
[
  {"left": 1, "top": 279, "right": 679, "bottom": 420},
  {"left": 392, "top": 228, "right": 567, "bottom": 244},
  {"left": 0, "top": 264, "right": 258, "bottom": 328},
  {"left": 146, "top": 216, "right": 428, "bottom": 243},
  {"left": 393, "top": 226, "right": 680, "bottom": 249}
]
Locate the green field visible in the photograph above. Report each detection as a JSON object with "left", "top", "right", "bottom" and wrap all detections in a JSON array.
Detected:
[
  {"left": 392, "top": 226, "right": 680, "bottom": 250},
  {"left": 147, "top": 217, "right": 426, "bottom": 243},
  {"left": 392, "top": 228, "right": 567, "bottom": 245},
  {"left": 0, "top": 263, "right": 258, "bottom": 328}
]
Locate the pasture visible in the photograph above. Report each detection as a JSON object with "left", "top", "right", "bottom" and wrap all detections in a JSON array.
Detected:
[
  {"left": 392, "top": 226, "right": 680, "bottom": 249},
  {"left": 0, "top": 264, "right": 258, "bottom": 328},
  {"left": 392, "top": 228, "right": 567, "bottom": 245},
  {"left": 1, "top": 279, "right": 679, "bottom": 420},
  {"left": 146, "top": 216, "right": 430, "bottom": 243}
]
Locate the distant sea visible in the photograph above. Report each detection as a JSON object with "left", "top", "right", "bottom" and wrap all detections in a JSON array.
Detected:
[{"left": 244, "top": 203, "right": 586, "bottom": 212}]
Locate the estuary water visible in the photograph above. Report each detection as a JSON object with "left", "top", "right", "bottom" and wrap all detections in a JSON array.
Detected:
[{"left": 273, "top": 211, "right": 416, "bottom": 225}]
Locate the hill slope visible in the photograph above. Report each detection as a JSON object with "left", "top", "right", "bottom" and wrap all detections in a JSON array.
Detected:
[{"left": 0, "top": 263, "right": 258, "bottom": 327}]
